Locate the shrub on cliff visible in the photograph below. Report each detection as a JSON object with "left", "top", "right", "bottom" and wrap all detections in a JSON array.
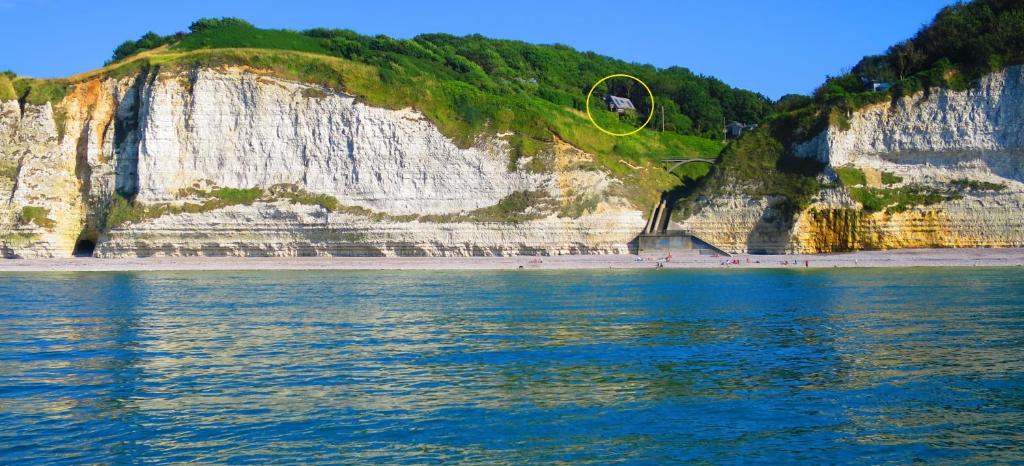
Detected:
[
  {"left": 0, "top": 76, "right": 16, "bottom": 101},
  {"left": 188, "top": 17, "right": 255, "bottom": 33},
  {"left": 108, "top": 18, "right": 258, "bottom": 64},
  {"left": 109, "top": 31, "right": 182, "bottom": 64},
  {"left": 209, "top": 187, "right": 263, "bottom": 205},
  {"left": 18, "top": 206, "right": 56, "bottom": 229}
]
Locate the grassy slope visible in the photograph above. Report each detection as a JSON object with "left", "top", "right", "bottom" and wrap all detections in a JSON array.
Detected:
[{"left": 677, "top": 121, "right": 824, "bottom": 219}]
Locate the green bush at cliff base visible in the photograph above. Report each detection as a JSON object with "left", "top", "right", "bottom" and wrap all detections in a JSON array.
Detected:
[{"left": 107, "top": 188, "right": 264, "bottom": 229}]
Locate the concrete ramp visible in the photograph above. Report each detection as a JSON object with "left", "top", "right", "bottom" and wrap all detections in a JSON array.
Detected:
[{"left": 638, "top": 231, "right": 730, "bottom": 256}]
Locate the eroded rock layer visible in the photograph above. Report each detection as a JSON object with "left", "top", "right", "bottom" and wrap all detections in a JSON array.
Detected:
[{"left": 95, "top": 203, "right": 642, "bottom": 257}]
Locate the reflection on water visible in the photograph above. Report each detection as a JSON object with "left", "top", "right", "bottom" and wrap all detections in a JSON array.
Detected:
[{"left": 1, "top": 268, "right": 1023, "bottom": 463}]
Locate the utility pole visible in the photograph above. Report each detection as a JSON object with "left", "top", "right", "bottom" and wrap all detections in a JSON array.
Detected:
[{"left": 661, "top": 105, "right": 665, "bottom": 132}]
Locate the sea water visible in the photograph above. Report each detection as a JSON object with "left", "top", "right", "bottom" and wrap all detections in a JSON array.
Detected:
[{"left": 1, "top": 268, "right": 1022, "bottom": 463}]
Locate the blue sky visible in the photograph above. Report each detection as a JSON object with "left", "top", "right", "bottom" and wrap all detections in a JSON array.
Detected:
[{"left": 0, "top": 0, "right": 955, "bottom": 99}]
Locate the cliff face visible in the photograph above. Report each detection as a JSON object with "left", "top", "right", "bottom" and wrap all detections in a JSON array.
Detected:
[
  {"left": 680, "top": 65, "right": 1024, "bottom": 254},
  {"left": 132, "top": 68, "right": 547, "bottom": 214},
  {"left": 6, "top": 64, "right": 1023, "bottom": 258},
  {"left": 0, "top": 67, "right": 645, "bottom": 258}
]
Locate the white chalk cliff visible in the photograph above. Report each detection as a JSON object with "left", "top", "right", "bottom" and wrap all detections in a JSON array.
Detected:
[
  {"left": 6, "top": 63, "right": 1024, "bottom": 258},
  {"left": 680, "top": 65, "right": 1024, "bottom": 253},
  {"left": 0, "top": 67, "right": 645, "bottom": 257}
]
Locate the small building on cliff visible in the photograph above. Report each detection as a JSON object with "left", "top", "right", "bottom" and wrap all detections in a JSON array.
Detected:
[
  {"left": 605, "top": 95, "right": 636, "bottom": 114},
  {"left": 725, "top": 121, "right": 757, "bottom": 139}
]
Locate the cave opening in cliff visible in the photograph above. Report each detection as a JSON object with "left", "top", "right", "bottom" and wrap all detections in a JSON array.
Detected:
[{"left": 73, "top": 239, "right": 96, "bottom": 257}]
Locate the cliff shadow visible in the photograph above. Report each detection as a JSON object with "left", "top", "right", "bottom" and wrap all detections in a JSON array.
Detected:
[
  {"left": 112, "top": 71, "right": 146, "bottom": 199},
  {"left": 745, "top": 203, "right": 798, "bottom": 254}
]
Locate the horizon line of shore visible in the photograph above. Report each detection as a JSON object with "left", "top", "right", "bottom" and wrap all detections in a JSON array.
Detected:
[{"left": 1, "top": 248, "right": 1023, "bottom": 272}]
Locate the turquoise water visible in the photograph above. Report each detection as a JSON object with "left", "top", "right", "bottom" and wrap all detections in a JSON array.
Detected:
[{"left": 1, "top": 268, "right": 1023, "bottom": 463}]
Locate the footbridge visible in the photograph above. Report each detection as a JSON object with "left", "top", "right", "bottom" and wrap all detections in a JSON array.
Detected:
[{"left": 659, "top": 158, "right": 716, "bottom": 173}]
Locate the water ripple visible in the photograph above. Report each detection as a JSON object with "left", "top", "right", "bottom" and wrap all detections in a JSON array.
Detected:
[{"left": 1, "top": 268, "right": 1022, "bottom": 463}]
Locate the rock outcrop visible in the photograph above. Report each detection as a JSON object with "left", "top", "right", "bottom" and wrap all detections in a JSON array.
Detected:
[
  {"left": 0, "top": 67, "right": 644, "bottom": 258},
  {"left": 95, "top": 202, "right": 642, "bottom": 257},
  {"left": 680, "top": 65, "right": 1024, "bottom": 254}
]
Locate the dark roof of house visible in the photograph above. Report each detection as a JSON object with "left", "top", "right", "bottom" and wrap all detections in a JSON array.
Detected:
[{"left": 605, "top": 95, "right": 636, "bottom": 110}]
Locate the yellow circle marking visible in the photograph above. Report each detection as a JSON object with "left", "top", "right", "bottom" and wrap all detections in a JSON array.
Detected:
[{"left": 585, "top": 74, "right": 655, "bottom": 137}]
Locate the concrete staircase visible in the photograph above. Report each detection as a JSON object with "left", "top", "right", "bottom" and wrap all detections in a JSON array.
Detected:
[{"left": 638, "top": 196, "right": 729, "bottom": 256}]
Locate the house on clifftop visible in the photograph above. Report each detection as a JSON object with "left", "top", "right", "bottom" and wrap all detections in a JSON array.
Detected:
[
  {"left": 860, "top": 76, "right": 892, "bottom": 92},
  {"left": 725, "top": 121, "right": 757, "bottom": 139},
  {"left": 604, "top": 95, "right": 636, "bottom": 114}
]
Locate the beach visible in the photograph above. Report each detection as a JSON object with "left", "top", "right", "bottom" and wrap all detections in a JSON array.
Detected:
[{"left": 1, "top": 247, "right": 1022, "bottom": 272}]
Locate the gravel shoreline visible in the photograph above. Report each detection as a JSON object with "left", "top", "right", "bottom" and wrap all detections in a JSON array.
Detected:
[{"left": 1, "top": 248, "right": 1023, "bottom": 272}]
